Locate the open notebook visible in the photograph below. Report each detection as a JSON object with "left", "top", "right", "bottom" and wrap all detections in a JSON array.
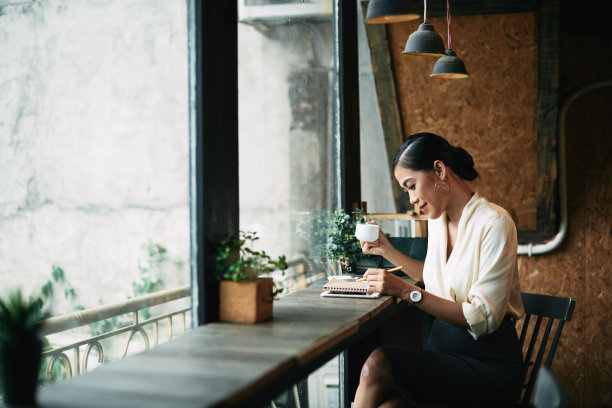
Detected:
[{"left": 320, "top": 279, "right": 381, "bottom": 299}]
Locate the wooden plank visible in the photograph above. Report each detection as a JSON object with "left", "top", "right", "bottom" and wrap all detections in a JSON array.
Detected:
[
  {"left": 295, "top": 321, "right": 360, "bottom": 365},
  {"left": 361, "top": 3, "right": 410, "bottom": 214},
  {"left": 370, "top": 213, "right": 428, "bottom": 221},
  {"left": 382, "top": 0, "right": 539, "bottom": 16},
  {"left": 38, "top": 279, "right": 403, "bottom": 408},
  {"left": 39, "top": 369, "right": 234, "bottom": 408},
  {"left": 340, "top": 0, "right": 362, "bottom": 210},
  {"left": 533, "top": 0, "right": 559, "bottom": 240},
  {"left": 40, "top": 332, "right": 298, "bottom": 407},
  {"left": 191, "top": 0, "right": 239, "bottom": 325},
  {"left": 41, "top": 385, "right": 209, "bottom": 408}
]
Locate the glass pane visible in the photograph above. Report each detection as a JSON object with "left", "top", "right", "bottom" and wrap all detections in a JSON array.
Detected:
[
  {"left": 0, "top": 0, "right": 190, "bottom": 386},
  {"left": 238, "top": 0, "right": 336, "bottom": 295},
  {"left": 238, "top": 2, "right": 340, "bottom": 404},
  {"left": 357, "top": 5, "right": 422, "bottom": 238},
  {"left": 357, "top": 6, "right": 396, "bottom": 215}
]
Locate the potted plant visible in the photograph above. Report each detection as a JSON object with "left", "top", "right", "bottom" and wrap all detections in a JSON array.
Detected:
[
  {"left": 215, "top": 231, "right": 288, "bottom": 323},
  {"left": 323, "top": 208, "right": 369, "bottom": 274},
  {"left": 0, "top": 289, "right": 45, "bottom": 407}
]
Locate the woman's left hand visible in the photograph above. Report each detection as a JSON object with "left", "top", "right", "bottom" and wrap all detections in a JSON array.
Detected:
[{"left": 363, "top": 268, "right": 412, "bottom": 297}]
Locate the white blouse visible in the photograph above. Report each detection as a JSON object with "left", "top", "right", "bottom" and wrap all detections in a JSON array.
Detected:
[{"left": 423, "top": 193, "right": 525, "bottom": 339}]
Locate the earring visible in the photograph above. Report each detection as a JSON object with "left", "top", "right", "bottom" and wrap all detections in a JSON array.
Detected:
[{"left": 434, "top": 179, "right": 451, "bottom": 196}]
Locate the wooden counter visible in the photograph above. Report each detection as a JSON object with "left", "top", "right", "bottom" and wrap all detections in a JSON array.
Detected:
[{"left": 37, "top": 280, "right": 418, "bottom": 408}]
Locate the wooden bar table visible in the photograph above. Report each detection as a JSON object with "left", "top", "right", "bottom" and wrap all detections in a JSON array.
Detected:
[{"left": 37, "top": 280, "right": 418, "bottom": 408}]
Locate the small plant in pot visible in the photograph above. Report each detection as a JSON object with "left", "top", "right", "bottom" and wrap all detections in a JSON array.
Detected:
[
  {"left": 215, "top": 231, "right": 288, "bottom": 323},
  {"left": 321, "top": 208, "right": 370, "bottom": 274},
  {"left": 0, "top": 289, "right": 45, "bottom": 407}
]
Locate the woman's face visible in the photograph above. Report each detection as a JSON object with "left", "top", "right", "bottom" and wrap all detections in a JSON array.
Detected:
[{"left": 394, "top": 165, "right": 447, "bottom": 219}]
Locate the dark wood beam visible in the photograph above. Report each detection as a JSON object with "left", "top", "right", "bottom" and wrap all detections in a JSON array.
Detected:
[
  {"left": 390, "top": 0, "right": 539, "bottom": 17},
  {"left": 190, "top": 0, "right": 239, "bottom": 324},
  {"left": 360, "top": 3, "right": 411, "bottom": 214},
  {"left": 336, "top": 0, "right": 361, "bottom": 212}
]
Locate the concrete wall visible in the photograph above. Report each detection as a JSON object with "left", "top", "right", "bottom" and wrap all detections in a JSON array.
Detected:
[{"left": 0, "top": 0, "right": 190, "bottom": 311}]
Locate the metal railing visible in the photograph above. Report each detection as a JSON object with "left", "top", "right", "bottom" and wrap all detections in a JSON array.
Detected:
[
  {"left": 40, "top": 286, "right": 191, "bottom": 381},
  {"left": 38, "top": 255, "right": 317, "bottom": 382}
]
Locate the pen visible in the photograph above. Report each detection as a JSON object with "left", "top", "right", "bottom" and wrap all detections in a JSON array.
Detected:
[{"left": 357, "top": 266, "right": 403, "bottom": 282}]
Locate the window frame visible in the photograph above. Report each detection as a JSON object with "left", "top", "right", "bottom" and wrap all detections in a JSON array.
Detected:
[
  {"left": 188, "top": 0, "right": 361, "bottom": 324},
  {"left": 189, "top": 0, "right": 239, "bottom": 325}
]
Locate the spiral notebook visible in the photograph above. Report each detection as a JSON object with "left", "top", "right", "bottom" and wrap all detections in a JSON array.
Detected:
[{"left": 320, "top": 279, "right": 380, "bottom": 299}]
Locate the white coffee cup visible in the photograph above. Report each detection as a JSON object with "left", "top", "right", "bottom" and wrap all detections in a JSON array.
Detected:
[{"left": 355, "top": 223, "right": 380, "bottom": 242}]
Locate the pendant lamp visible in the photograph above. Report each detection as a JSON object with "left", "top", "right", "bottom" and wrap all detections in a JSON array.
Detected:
[
  {"left": 402, "top": 0, "right": 445, "bottom": 57},
  {"left": 430, "top": 0, "right": 469, "bottom": 78},
  {"left": 365, "top": 0, "right": 420, "bottom": 24},
  {"left": 430, "top": 49, "right": 468, "bottom": 78},
  {"left": 403, "top": 23, "right": 445, "bottom": 57}
]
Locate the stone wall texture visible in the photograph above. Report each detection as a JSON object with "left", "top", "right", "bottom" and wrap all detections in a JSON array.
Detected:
[{"left": 0, "top": 0, "right": 190, "bottom": 310}]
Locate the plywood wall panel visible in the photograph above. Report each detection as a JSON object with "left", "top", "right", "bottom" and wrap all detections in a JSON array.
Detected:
[
  {"left": 515, "top": 80, "right": 612, "bottom": 408},
  {"left": 386, "top": 13, "right": 539, "bottom": 230},
  {"left": 518, "top": 242, "right": 585, "bottom": 407},
  {"left": 376, "top": 5, "right": 611, "bottom": 405},
  {"left": 567, "top": 89, "right": 612, "bottom": 408}
]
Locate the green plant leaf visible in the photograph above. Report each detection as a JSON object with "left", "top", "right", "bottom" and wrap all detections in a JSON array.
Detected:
[
  {"left": 41, "top": 281, "right": 53, "bottom": 300},
  {"left": 0, "top": 289, "right": 45, "bottom": 343},
  {"left": 51, "top": 265, "right": 65, "bottom": 283},
  {"left": 214, "top": 231, "right": 288, "bottom": 283}
]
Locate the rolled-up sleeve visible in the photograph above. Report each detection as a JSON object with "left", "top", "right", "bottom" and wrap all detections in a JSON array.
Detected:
[{"left": 462, "top": 216, "right": 518, "bottom": 339}]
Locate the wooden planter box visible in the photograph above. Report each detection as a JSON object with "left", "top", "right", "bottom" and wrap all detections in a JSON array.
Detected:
[{"left": 219, "top": 277, "right": 274, "bottom": 323}]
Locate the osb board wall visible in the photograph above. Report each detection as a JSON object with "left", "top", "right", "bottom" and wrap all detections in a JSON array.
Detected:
[
  {"left": 386, "top": 13, "right": 539, "bottom": 230},
  {"left": 517, "top": 12, "right": 612, "bottom": 407},
  {"left": 386, "top": 9, "right": 612, "bottom": 407},
  {"left": 517, "top": 86, "right": 612, "bottom": 408}
]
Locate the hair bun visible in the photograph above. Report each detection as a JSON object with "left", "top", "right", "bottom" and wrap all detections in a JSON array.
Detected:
[
  {"left": 392, "top": 133, "right": 479, "bottom": 182},
  {"left": 452, "top": 146, "right": 479, "bottom": 181}
]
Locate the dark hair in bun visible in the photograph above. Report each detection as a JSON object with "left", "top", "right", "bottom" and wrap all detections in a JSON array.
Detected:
[{"left": 392, "top": 132, "right": 479, "bottom": 181}]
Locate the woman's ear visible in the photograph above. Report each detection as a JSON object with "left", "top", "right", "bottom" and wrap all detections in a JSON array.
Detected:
[{"left": 433, "top": 160, "right": 447, "bottom": 180}]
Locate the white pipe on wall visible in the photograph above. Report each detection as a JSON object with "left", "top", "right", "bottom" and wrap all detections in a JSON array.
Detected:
[{"left": 517, "top": 80, "right": 612, "bottom": 256}]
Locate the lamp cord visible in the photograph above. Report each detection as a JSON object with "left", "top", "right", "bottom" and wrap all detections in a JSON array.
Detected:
[
  {"left": 423, "top": 0, "right": 427, "bottom": 22},
  {"left": 446, "top": 0, "right": 452, "bottom": 50}
]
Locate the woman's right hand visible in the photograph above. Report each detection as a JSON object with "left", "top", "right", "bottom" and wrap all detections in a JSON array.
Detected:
[{"left": 360, "top": 221, "right": 392, "bottom": 257}]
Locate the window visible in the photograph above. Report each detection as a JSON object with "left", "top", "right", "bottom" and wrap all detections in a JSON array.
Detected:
[
  {"left": 0, "top": 0, "right": 190, "bottom": 384},
  {"left": 237, "top": 2, "right": 336, "bottom": 294}
]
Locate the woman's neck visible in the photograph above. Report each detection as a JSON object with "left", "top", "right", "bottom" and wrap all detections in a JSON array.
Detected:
[{"left": 445, "top": 178, "right": 473, "bottom": 225}]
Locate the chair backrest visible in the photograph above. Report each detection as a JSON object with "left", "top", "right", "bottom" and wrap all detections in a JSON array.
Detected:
[
  {"left": 353, "top": 237, "right": 428, "bottom": 272},
  {"left": 532, "top": 366, "right": 568, "bottom": 408},
  {"left": 518, "top": 292, "right": 576, "bottom": 407}
]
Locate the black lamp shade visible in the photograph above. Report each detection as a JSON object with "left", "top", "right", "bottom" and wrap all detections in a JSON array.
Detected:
[
  {"left": 365, "top": 0, "right": 420, "bottom": 24},
  {"left": 402, "top": 22, "right": 445, "bottom": 57},
  {"left": 430, "top": 49, "right": 469, "bottom": 78}
]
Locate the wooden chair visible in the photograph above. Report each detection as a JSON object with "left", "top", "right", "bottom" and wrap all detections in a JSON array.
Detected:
[
  {"left": 518, "top": 292, "right": 576, "bottom": 407},
  {"left": 531, "top": 366, "right": 568, "bottom": 408}
]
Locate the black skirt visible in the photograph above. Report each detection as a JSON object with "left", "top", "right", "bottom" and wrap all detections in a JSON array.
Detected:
[{"left": 380, "top": 316, "right": 524, "bottom": 408}]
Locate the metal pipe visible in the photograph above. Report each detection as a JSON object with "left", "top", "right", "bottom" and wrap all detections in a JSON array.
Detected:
[{"left": 517, "top": 80, "right": 612, "bottom": 255}]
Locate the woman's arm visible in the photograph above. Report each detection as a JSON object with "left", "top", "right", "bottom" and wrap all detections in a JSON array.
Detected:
[
  {"left": 363, "top": 270, "right": 469, "bottom": 329},
  {"left": 360, "top": 223, "right": 425, "bottom": 283}
]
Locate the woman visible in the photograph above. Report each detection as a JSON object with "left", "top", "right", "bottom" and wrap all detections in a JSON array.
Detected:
[{"left": 354, "top": 132, "right": 525, "bottom": 408}]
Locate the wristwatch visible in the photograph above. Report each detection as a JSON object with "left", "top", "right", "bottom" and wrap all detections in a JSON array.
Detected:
[{"left": 409, "top": 289, "right": 422, "bottom": 304}]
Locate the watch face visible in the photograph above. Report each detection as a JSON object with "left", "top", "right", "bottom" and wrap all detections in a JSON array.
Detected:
[{"left": 410, "top": 290, "right": 422, "bottom": 303}]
